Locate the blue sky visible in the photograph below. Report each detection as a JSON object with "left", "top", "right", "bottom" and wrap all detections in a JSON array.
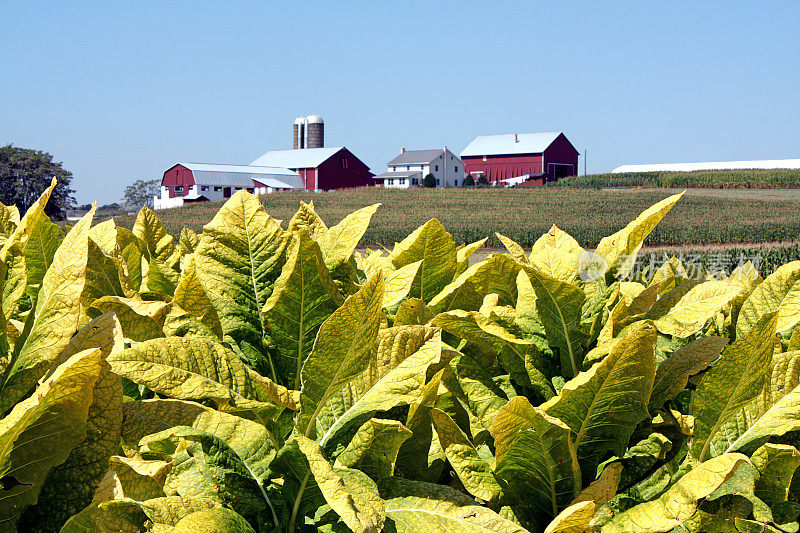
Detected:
[{"left": 2, "top": 0, "right": 799, "bottom": 205}]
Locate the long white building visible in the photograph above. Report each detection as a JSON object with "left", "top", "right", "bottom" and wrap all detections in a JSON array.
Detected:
[
  {"left": 374, "top": 147, "right": 466, "bottom": 188},
  {"left": 612, "top": 159, "right": 800, "bottom": 173}
]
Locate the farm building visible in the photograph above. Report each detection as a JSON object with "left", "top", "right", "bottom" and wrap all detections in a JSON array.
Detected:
[
  {"left": 460, "top": 132, "right": 579, "bottom": 185},
  {"left": 250, "top": 146, "right": 374, "bottom": 191},
  {"left": 612, "top": 159, "right": 800, "bottom": 173},
  {"left": 374, "top": 147, "right": 466, "bottom": 188},
  {"left": 155, "top": 163, "right": 304, "bottom": 210}
]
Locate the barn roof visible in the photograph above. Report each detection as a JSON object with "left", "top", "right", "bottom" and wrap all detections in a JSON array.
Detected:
[
  {"left": 388, "top": 149, "right": 444, "bottom": 166},
  {"left": 179, "top": 162, "right": 304, "bottom": 189},
  {"left": 612, "top": 159, "right": 800, "bottom": 173},
  {"left": 250, "top": 147, "right": 344, "bottom": 169},
  {"left": 460, "top": 132, "right": 563, "bottom": 157}
]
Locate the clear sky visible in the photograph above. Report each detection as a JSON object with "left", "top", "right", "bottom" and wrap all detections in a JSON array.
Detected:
[{"left": 2, "top": 0, "right": 799, "bottom": 205}]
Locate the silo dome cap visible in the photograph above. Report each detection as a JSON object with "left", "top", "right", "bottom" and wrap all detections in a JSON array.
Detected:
[
  {"left": 306, "top": 115, "right": 324, "bottom": 124},
  {"left": 294, "top": 116, "right": 306, "bottom": 125}
]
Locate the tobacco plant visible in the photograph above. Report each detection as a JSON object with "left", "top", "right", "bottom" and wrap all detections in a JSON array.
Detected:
[{"left": 1, "top": 181, "right": 800, "bottom": 532}]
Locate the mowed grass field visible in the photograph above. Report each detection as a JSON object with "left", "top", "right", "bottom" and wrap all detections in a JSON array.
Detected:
[{"left": 116, "top": 187, "right": 800, "bottom": 248}]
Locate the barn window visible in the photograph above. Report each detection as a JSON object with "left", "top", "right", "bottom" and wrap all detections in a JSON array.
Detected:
[
  {"left": 455, "top": 179, "right": 459, "bottom": 186},
  {"left": 435, "top": 165, "right": 439, "bottom": 172},
  {"left": 436, "top": 179, "right": 440, "bottom": 186},
  {"left": 247, "top": 188, "right": 254, "bottom": 193},
  {"left": 412, "top": 178, "right": 418, "bottom": 185},
  {"left": 200, "top": 186, "right": 209, "bottom": 191},
  {"left": 174, "top": 186, "right": 184, "bottom": 197},
  {"left": 455, "top": 166, "right": 458, "bottom": 172},
  {"left": 214, "top": 186, "right": 221, "bottom": 191}
]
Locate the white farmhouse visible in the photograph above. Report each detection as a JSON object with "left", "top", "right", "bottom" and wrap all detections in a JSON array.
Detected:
[{"left": 374, "top": 147, "right": 466, "bottom": 188}]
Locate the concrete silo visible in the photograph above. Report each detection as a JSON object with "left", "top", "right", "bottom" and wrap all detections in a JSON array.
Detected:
[
  {"left": 293, "top": 117, "right": 305, "bottom": 149},
  {"left": 305, "top": 115, "right": 324, "bottom": 148}
]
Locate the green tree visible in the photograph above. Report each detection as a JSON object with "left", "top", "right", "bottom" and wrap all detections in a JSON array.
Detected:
[
  {"left": 477, "top": 174, "right": 490, "bottom": 187},
  {"left": 0, "top": 145, "right": 76, "bottom": 219},
  {"left": 463, "top": 174, "right": 475, "bottom": 187},
  {"left": 122, "top": 178, "right": 160, "bottom": 209},
  {"left": 422, "top": 173, "right": 436, "bottom": 188}
]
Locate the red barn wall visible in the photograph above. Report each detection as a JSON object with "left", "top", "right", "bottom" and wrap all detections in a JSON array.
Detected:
[
  {"left": 462, "top": 154, "right": 544, "bottom": 184},
  {"left": 293, "top": 169, "right": 317, "bottom": 190},
  {"left": 161, "top": 164, "right": 196, "bottom": 198},
  {"left": 542, "top": 133, "right": 580, "bottom": 180},
  {"left": 316, "top": 148, "right": 374, "bottom": 190}
]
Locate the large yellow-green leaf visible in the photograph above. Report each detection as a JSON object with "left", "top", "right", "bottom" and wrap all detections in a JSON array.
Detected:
[
  {"left": 429, "top": 254, "right": 520, "bottom": 313},
  {"left": 751, "top": 443, "right": 800, "bottom": 505},
  {"left": 495, "top": 233, "right": 528, "bottom": 264},
  {"left": 287, "top": 200, "right": 328, "bottom": 238},
  {"left": 108, "top": 336, "right": 299, "bottom": 410},
  {"left": 334, "top": 419, "right": 412, "bottom": 480},
  {"left": 649, "top": 336, "right": 727, "bottom": 411},
  {"left": 170, "top": 256, "right": 223, "bottom": 338},
  {"left": 60, "top": 500, "right": 148, "bottom": 533},
  {"left": 543, "top": 322, "right": 657, "bottom": 481},
  {"left": 22, "top": 211, "right": 64, "bottom": 293},
  {"left": 0, "top": 203, "right": 17, "bottom": 240},
  {"left": 714, "top": 350, "right": 800, "bottom": 455},
  {"left": 543, "top": 501, "right": 595, "bottom": 533},
  {"left": 522, "top": 264, "right": 586, "bottom": 379},
  {"left": 691, "top": 312, "right": 779, "bottom": 461},
  {"left": 262, "top": 230, "right": 343, "bottom": 388},
  {"left": 2, "top": 251, "right": 25, "bottom": 320},
  {"left": 140, "top": 427, "right": 269, "bottom": 519},
  {"left": 390, "top": 219, "right": 458, "bottom": 303},
  {"left": 738, "top": 261, "right": 800, "bottom": 336},
  {"left": 394, "top": 297, "right": 435, "bottom": 326},
  {"left": 654, "top": 280, "right": 742, "bottom": 337},
  {"left": 430, "top": 408, "right": 502, "bottom": 502},
  {"left": 19, "top": 350, "right": 123, "bottom": 532},
  {"left": 395, "top": 371, "right": 447, "bottom": 483},
  {"left": 0, "top": 177, "right": 56, "bottom": 264},
  {"left": 296, "top": 273, "right": 384, "bottom": 438},
  {"left": 296, "top": 434, "right": 386, "bottom": 533},
  {"left": 446, "top": 354, "right": 510, "bottom": 433},
  {"left": 116, "top": 227, "right": 145, "bottom": 291},
  {"left": 319, "top": 203, "right": 379, "bottom": 271},
  {"left": 121, "top": 399, "right": 276, "bottom": 482},
  {"left": 529, "top": 225, "right": 584, "bottom": 283},
  {"left": 602, "top": 453, "right": 748, "bottom": 532},
  {"left": 88, "top": 219, "right": 118, "bottom": 256},
  {"left": 89, "top": 296, "right": 168, "bottom": 342},
  {"left": 0, "top": 348, "right": 103, "bottom": 532},
  {"left": 178, "top": 227, "right": 199, "bottom": 258},
  {"left": 132, "top": 206, "right": 175, "bottom": 263},
  {"left": 491, "top": 396, "right": 580, "bottom": 525},
  {"left": 378, "top": 477, "right": 527, "bottom": 532},
  {"left": 0, "top": 207, "right": 94, "bottom": 413},
  {"left": 314, "top": 325, "right": 442, "bottom": 448},
  {"left": 81, "top": 240, "right": 128, "bottom": 308},
  {"left": 594, "top": 191, "right": 684, "bottom": 278},
  {"left": 173, "top": 508, "right": 255, "bottom": 533},
  {"left": 384, "top": 260, "right": 423, "bottom": 309},
  {"left": 455, "top": 237, "right": 488, "bottom": 277},
  {"left": 93, "top": 455, "right": 169, "bottom": 503},
  {"left": 193, "top": 191, "right": 292, "bottom": 377}
]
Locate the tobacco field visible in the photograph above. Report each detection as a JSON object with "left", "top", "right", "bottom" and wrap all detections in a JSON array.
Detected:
[{"left": 4, "top": 179, "right": 800, "bottom": 532}]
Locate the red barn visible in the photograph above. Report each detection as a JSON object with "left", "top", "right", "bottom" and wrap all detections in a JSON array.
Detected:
[
  {"left": 250, "top": 147, "right": 373, "bottom": 191},
  {"left": 460, "top": 132, "right": 579, "bottom": 186}
]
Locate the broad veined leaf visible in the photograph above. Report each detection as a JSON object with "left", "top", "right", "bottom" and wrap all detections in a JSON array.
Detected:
[
  {"left": 60, "top": 499, "right": 148, "bottom": 533},
  {"left": 93, "top": 455, "right": 170, "bottom": 503},
  {"left": 383, "top": 260, "right": 423, "bottom": 309},
  {"left": 117, "top": 227, "right": 145, "bottom": 292},
  {"left": 319, "top": 203, "right": 380, "bottom": 271},
  {"left": 649, "top": 336, "right": 728, "bottom": 411},
  {"left": 429, "top": 254, "right": 520, "bottom": 313},
  {"left": 529, "top": 225, "right": 584, "bottom": 283},
  {"left": 751, "top": 443, "right": 800, "bottom": 505},
  {"left": 145, "top": 251, "right": 180, "bottom": 295},
  {"left": 390, "top": 219, "right": 457, "bottom": 303},
  {"left": 521, "top": 264, "right": 586, "bottom": 379},
  {"left": 334, "top": 418, "right": 412, "bottom": 480},
  {"left": 135, "top": 496, "right": 221, "bottom": 529},
  {"left": 543, "top": 322, "right": 657, "bottom": 481},
  {"left": 81, "top": 240, "right": 128, "bottom": 308},
  {"left": 395, "top": 371, "right": 447, "bottom": 483},
  {"left": 531, "top": 224, "right": 583, "bottom": 258},
  {"left": 594, "top": 191, "right": 684, "bottom": 279},
  {"left": 654, "top": 280, "right": 742, "bottom": 337},
  {"left": 287, "top": 200, "right": 328, "bottom": 238},
  {"left": 446, "top": 354, "right": 510, "bottom": 433},
  {"left": 602, "top": 453, "right": 748, "bottom": 532},
  {"left": 714, "top": 350, "right": 800, "bottom": 455},
  {"left": 170, "top": 256, "right": 223, "bottom": 338},
  {"left": 543, "top": 501, "right": 596, "bottom": 533},
  {"left": 691, "top": 312, "right": 779, "bottom": 461},
  {"left": 0, "top": 203, "right": 18, "bottom": 240},
  {"left": 2, "top": 250, "right": 26, "bottom": 320},
  {"left": 89, "top": 218, "right": 118, "bottom": 256},
  {"left": 357, "top": 248, "right": 395, "bottom": 279},
  {"left": 0, "top": 207, "right": 95, "bottom": 413},
  {"left": 0, "top": 348, "right": 103, "bottom": 531},
  {"left": 430, "top": 408, "right": 502, "bottom": 502},
  {"left": 296, "top": 273, "right": 384, "bottom": 439},
  {"left": 139, "top": 427, "right": 271, "bottom": 519},
  {"left": 495, "top": 233, "right": 528, "bottom": 264},
  {"left": 296, "top": 434, "right": 386, "bottom": 533},
  {"left": 491, "top": 396, "right": 580, "bottom": 525},
  {"left": 572, "top": 461, "right": 623, "bottom": 510},
  {"left": 89, "top": 296, "right": 168, "bottom": 342},
  {"left": 0, "top": 177, "right": 56, "bottom": 264},
  {"left": 394, "top": 297, "right": 436, "bottom": 326},
  {"left": 455, "top": 237, "right": 488, "bottom": 277},
  {"left": 262, "top": 230, "right": 343, "bottom": 389},
  {"left": 19, "top": 345, "right": 123, "bottom": 532},
  {"left": 378, "top": 477, "right": 527, "bottom": 532},
  {"left": 738, "top": 261, "right": 800, "bottom": 337},
  {"left": 173, "top": 508, "right": 255, "bottom": 533},
  {"left": 314, "top": 325, "right": 442, "bottom": 448},
  {"left": 21, "top": 211, "right": 63, "bottom": 294},
  {"left": 108, "top": 336, "right": 300, "bottom": 410},
  {"left": 178, "top": 227, "right": 199, "bottom": 257},
  {"left": 132, "top": 206, "right": 175, "bottom": 263},
  {"left": 193, "top": 191, "right": 292, "bottom": 377}
]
